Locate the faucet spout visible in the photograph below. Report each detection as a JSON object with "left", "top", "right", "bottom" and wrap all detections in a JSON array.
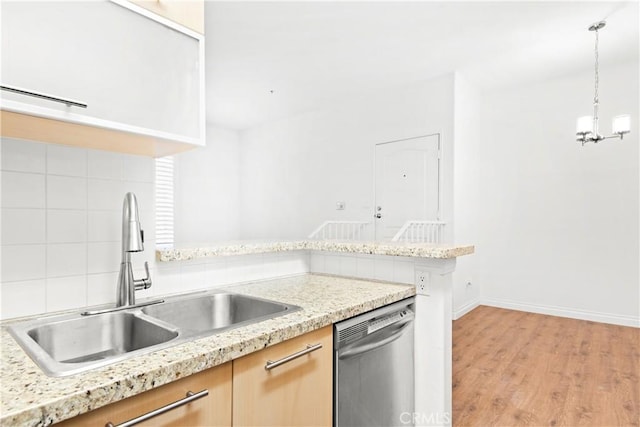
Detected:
[
  {"left": 116, "top": 192, "right": 152, "bottom": 307},
  {"left": 122, "top": 192, "right": 144, "bottom": 253}
]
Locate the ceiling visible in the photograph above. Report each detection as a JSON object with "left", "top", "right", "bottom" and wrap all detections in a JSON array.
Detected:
[{"left": 204, "top": 1, "right": 639, "bottom": 130}]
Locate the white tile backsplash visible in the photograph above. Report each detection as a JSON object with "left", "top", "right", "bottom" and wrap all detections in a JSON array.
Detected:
[
  {"left": 227, "top": 256, "right": 258, "bottom": 284},
  {"left": 46, "top": 276, "right": 87, "bottom": 311},
  {"left": 47, "top": 210, "right": 87, "bottom": 243},
  {"left": 181, "top": 263, "right": 207, "bottom": 290},
  {"left": 87, "top": 242, "right": 120, "bottom": 274},
  {"left": 262, "top": 254, "right": 282, "bottom": 278},
  {"left": 2, "top": 244, "right": 46, "bottom": 282},
  {"left": 309, "top": 252, "right": 325, "bottom": 273},
  {"left": 309, "top": 252, "right": 415, "bottom": 284},
  {"left": 47, "top": 243, "right": 87, "bottom": 278},
  {"left": 1, "top": 138, "right": 46, "bottom": 173},
  {"left": 205, "top": 260, "right": 228, "bottom": 287},
  {"left": 123, "top": 154, "right": 155, "bottom": 183},
  {"left": 340, "top": 254, "right": 358, "bottom": 277},
  {"left": 87, "top": 273, "right": 118, "bottom": 306},
  {"left": 1, "top": 280, "right": 47, "bottom": 319},
  {"left": 88, "top": 150, "right": 123, "bottom": 180},
  {"left": 88, "top": 179, "right": 125, "bottom": 210},
  {"left": 152, "top": 265, "right": 182, "bottom": 297},
  {"left": 356, "top": 255, "right": 375, "bottom": 279},
  {"left": 294, "top": 250, "right": 395, "bottom": 280},
  {"left": 394, "top": 260, "right": 415, "bottom": 284},
  {"left": 0, "top": 139, "right": 160, "bottom": 319},
  {"left": 88, "top": 210, "right": 120, "bottom": 242},
  {"left": 325, "top": 255, "right": 341, "bottom": 274},
  {"left": 1, "top": 171, "right": 46, "bottom": 208},
  {"left": 47, "top": 144, "right": 87, "bottom": 177},
  {"left": 374, "top": 256, "right": 395, "bottom": 281},
  {"left": 47, "top": 175, "right": 87, "bottom": 210},
  {"left": 281, "top": 251, "right": 310, "bottom": 275},
  {"left": 2, "top": 208, "right": 46, "bottom": 244}
]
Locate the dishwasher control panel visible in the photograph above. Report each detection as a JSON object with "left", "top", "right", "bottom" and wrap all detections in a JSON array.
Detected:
[
  {"left": 334, "top": 297, "right": 415, "bottom": 348},
  {"left": 367, "top": 309, "right": 409, "bottom": 334}
]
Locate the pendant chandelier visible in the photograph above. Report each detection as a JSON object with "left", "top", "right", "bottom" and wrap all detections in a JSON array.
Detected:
[{"left": 575, "top": 21, "right": 631, "bottom": 145}]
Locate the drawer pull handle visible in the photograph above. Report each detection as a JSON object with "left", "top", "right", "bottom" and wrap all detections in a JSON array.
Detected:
[
  {"left": 265, "top": 343, "right": 323, "bottom": 370},
  {"left": 1, "top": 85, "right": 88, "bottom": 108},
  {"left": 105, "top": 389, "right": 208, "bottom": 427}
]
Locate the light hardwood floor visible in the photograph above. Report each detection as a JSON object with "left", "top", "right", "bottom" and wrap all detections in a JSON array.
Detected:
[{"left": 452, "top": 306, "right": 639, "bottom": 426}]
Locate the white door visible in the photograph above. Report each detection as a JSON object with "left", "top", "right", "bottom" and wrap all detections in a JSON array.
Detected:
[{"left": 374, "top": 135, "right": 441, "bottom": 240}]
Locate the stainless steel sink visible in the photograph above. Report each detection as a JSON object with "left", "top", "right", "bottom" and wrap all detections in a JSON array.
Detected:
[
  {"left": 8, "top": 312, "right": 179, "bottom": 376},
  {"left": 142, "top": 293, "right": 295, "bottom": 334},
  {"left": 27, "top": 312, "right": 178, "bottom": 364},
  {"left": 7, "top": 291, "right": 300, "bottom": 377}
]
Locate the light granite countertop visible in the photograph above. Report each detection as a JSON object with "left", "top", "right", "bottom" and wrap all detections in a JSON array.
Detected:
[
  {"left": 0, "top": 274, "right": 415, "bottom": 426},
  {"left": 157, "top": 240, "right": 475, "bottom": 262}
]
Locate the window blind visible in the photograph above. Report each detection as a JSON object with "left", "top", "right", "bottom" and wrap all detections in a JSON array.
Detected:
[{"left": 155, "top": 156, "right": 174, "bottom": 248}]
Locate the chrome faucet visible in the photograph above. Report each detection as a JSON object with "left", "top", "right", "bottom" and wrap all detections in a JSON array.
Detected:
[{"left": 116, "top": 192, "right": 152, "bottom": 307}]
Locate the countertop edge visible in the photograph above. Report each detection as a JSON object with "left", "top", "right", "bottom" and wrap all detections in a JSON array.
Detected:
[{"left": 156, "top": 240, "right": 475, "bottom": 262}]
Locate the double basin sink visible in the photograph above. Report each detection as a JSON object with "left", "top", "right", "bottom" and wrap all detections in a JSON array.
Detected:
[{"left": 7, "top": 292, "right": 301, "bottom": 377}]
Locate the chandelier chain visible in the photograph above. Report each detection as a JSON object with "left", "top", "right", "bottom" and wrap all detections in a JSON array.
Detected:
[{"left": 594, "top": 28, "right": 599, "bottom": 105}]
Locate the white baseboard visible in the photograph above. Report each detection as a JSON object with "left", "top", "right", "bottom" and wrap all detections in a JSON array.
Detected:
[
  {"left": 453, "top": 299, "right": 480, "bottom": 320},
  {"left": 481, "top": 297, "right": 640, "bottom": 328}
]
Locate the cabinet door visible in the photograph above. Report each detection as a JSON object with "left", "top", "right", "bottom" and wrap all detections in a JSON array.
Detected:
[
  {"left": 232, "top": 326, "right": 333, "bottom": 427},
  {"left": 1, "top": 0, "right": 204, "bottom": 147},
  {"left": 57, "top": 362, "right": 232, "bottom": 427}
]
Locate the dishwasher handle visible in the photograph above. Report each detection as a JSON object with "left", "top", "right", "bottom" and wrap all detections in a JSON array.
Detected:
[{"left": 338, "top": 318, "right": 413, "bottom": 360}]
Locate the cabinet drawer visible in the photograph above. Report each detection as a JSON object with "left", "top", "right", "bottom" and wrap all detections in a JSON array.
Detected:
[
  {"left": 232, "top": 326, "right": 333, "bottom": 427},
  {"left": 57, "top": 362, "right": 232, "bottom": 427}
]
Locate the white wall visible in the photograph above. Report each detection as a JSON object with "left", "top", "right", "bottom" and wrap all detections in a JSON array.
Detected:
[
  {"left": 174, "top": 125, "right": 241, "bottom": 243},
  {"left": 452, "top": 73, "right": 482, "bottom": 318},
  {"left": 467, "top": 60, "right": 639, "bottom": 326},
  {"left": 238, "top": 74, "right": 455, "bottom": 240}
]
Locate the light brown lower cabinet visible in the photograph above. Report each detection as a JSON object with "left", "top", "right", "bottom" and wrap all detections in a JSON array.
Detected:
[
  {"left": 232, "top": 326, "right": 333, "bottom": 427},
  {"left": 57, "top": 362, "right": 232, "bottom": 427},
  {"left": 57, "top": 326, "right": 333, "bottom": 426}
]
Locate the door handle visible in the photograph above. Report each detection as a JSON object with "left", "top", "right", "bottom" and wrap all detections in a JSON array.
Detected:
[
  {"left": 264, "top": 343, "right": 323, "bottom": 370},
  {"left": 105, "top": 390, "right": 209, "bottom": 427},
  {"left": 375, "top": 213, "right": 382, "bottom": 219},
  {"left": 1, "top": 85, "right": 87, "bottom": 108}
]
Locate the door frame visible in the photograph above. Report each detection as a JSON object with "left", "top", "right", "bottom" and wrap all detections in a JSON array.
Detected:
[{"left": 373, "top": 133, "right": 443, "bottom": 240}]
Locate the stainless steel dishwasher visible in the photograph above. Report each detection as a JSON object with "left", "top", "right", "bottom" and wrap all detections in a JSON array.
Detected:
[{"left": 334, "top": 297, "right": 415, "bottom": 427}]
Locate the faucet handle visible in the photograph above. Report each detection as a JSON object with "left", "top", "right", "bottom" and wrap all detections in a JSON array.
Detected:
[{"left": 134, "top": 261, "right": 152, "bottom": 290}]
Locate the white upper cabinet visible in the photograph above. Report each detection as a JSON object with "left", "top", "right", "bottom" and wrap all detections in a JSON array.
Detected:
[{"left": 1, "top": 0, "right": 205, "bottom": 156}]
